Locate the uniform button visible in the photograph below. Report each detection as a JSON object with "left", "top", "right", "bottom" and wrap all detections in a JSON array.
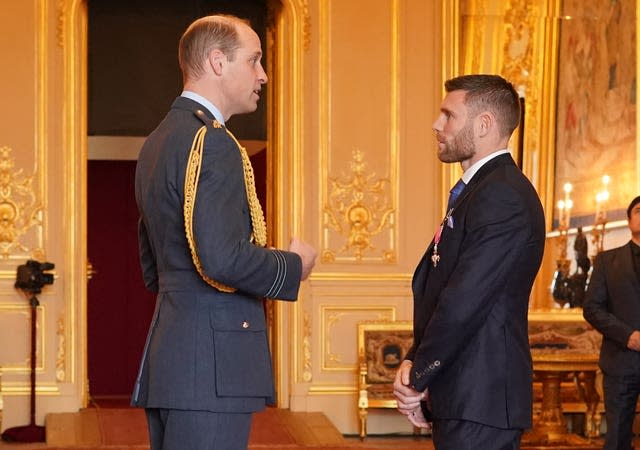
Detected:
[
  {"left": 242, "top": 321, "right": 250, "bottom": 329},
  {"left": 434, "top": 360, "right": 440, "bottom": 367}
]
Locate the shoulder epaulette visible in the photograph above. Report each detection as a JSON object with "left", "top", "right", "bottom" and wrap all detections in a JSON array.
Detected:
[{"left": 193, "top": 109, "right": 223, "bottom": 129}]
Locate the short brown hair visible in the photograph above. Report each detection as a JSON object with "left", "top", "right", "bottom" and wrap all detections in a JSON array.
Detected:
[
  {"left": 445, "top": 74, "right": 521, "bottom": 138},
  {"left": 178, "top": 15, "right": 251, "bottom": 82}
]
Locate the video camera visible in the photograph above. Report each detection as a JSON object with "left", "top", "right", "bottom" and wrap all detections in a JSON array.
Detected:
[{"left": 15, "top": 260, "right": 55, "bottom": 294}]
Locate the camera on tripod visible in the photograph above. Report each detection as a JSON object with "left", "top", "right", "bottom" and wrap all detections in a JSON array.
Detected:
[{"left": 15, "top": 260, "right": 55, "bottom": 294}]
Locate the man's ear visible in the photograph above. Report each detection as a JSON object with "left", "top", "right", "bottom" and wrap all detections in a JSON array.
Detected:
[
  {"left": 476, "top": 111, "right": 493, "bottom": 138},
  {"left": 208, "top": 49, "right": 226, "bottom": 76}
]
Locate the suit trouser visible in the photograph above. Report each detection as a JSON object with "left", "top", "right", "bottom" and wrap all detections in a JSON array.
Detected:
[
  {"left": 603, "top": 373, "right": 640, "bottom": 450},
  {"left": 145, "top": 408, "right": 253, "bottom": 450},
  {"left": 432, "top": 419, "right": 522, "bottom": 450}
]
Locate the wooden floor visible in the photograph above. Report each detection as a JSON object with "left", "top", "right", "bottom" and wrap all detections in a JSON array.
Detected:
[
  {"left": 4, "top": 399, "right": 636, "bottom": 449},
  {"left": 0, "top": 403, "right": 436, "bottom": 450}
]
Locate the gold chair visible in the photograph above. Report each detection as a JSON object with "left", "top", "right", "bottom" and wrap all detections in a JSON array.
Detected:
[{"left": 357, "top": 320, "right": 416, "bottom": 438}]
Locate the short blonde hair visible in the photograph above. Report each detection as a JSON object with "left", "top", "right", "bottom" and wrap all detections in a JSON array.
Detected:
[{"left": 178, "top": 15, "right": 251, "bottom": 82}]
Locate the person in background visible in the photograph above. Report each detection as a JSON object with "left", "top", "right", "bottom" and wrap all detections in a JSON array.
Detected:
[
  {"left": 393, "top": 74, "right": 545, "bottom": 450},
  {"left": 132, "top": 14, "right": 317, "bottom": 450},
  {"left": 583, "top": 195, "right": 640, "bottom": 450}
]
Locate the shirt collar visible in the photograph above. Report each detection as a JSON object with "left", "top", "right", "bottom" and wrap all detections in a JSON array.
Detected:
[
  {"left": 181, "top": 91, "right": 225, "bottom": 125},
  {"left": 460, "top": 149, "right": 511, "bottom": 184}
]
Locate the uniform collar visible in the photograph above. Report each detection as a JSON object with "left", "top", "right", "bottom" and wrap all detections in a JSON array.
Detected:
[{"left": 181, "top": 91, "right": 225, "bottom": 126}]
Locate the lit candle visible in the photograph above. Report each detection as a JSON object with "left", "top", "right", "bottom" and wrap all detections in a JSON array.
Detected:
[
  {"left": 557, "top": 200, "right": 566, "bottom": 229},
  {"left": 601, "top": 175, "right": 610, "bottom": 220},
  {"left": 563, "top": 183, "right": 573, "bottom": 229},
  {"left": 595, "top": 175, "right": 610, "bottom": 223}
]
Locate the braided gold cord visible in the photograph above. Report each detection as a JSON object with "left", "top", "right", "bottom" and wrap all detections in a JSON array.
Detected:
[
  {"left": 183, "top": 125, "right": 235, "bottom": 292},
  {"left": 223, "top": 128, "right": 267, "bottom": 247}
]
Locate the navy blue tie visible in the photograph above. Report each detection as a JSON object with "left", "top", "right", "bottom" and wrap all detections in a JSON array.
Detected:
[{"left": 447, "top": 179, "right": 466, "bottom": 211}]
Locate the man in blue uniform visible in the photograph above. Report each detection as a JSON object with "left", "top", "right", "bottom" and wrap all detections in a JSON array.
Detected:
[{"left": 132, "top": 14, "right": 316, "bottom": 450}]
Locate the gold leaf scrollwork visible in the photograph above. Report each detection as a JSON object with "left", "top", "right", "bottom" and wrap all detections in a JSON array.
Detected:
[
  {"left": 302, "top": 311, "right": 312, "bottom": 382},
  {"left": 502, "top": 0, "right": 540, "bottom": 160},
  {"left": 56, "top": 315, "right": 66, "bottom": 382},
  {"left": 322, "top": 150, "right": 396, "bottom": 263},
  {"left": 0, "top": 146, "right": 43, "bottom": 259}
]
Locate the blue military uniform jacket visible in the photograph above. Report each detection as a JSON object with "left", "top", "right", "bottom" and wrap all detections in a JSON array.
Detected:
[{"left": 132, "top": 96, "right": 302, "bottom": 412}]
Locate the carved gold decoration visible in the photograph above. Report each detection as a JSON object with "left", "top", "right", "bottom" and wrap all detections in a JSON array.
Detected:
[
  {"left": 302, "top": 311, "right": 312, "bottom": 382},
  {"left": 325, "top": 311, "right": 342, "bottom": 365},
  {"left": 302, "top": 0, "right": 311, "bottom": 51},
  {"left": 56, "top": 315, "right": 65, "bottom": 382},
  {"left": 322, "top": 150, "right": 396, "bottom": 263},
  {"left": 56, "top": 0, "right": 66, "bottom": 48},
  {"left": 460, "top": 0, "right": 489, "bottom": 74},
  {"left": 321, "top": 305, "right": 395, "bottom": 371},
  {"left": 0, "top": 147, "right": 44, "bottom": 260},
  {"left": 86, "top": 259, "right": 96, "bottom": 280}
]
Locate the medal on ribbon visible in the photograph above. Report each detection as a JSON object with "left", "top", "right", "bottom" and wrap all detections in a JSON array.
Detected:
[{"left": 431, "top": 208, "right": 454, "bottom": 267}]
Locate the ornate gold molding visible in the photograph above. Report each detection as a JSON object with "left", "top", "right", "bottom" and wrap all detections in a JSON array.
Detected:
[
  {"left": 302, "top": 0, "right": 311, "bottom": 51},
  {"left": 56, "top": 315, "right": 65, "bottom": 382},
  {"left": 57, "top": 0, "right": 66, "bottom": 48},
  {"left": 322, "top": 150, "right": 396, "bottom": 263},
  {"left": 268, "top": 0, "right": 308, "bottom": 406},
  {"left": 302, "top": 311, "right": 312, "bottom": 382},
  {"left": 0, "top": 147, "right": 44, "bottom": 260},
  {"left": 501, "top": 0, "right": 539, "bottom": 175},
  {"left": 320, "top": 305, "right": 395, "bottom": 372}
]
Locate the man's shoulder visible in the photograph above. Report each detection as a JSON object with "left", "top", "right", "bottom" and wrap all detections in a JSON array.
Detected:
[{"left": 595, "top": 243, "right": 630, "bottom": 263}]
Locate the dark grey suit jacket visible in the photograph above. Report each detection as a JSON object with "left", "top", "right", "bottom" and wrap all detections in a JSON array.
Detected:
[
  {"left": 407, "top": 154, "right": 545, "bottom": 430},
  {"left": 132, "top": 96, "right": 302, "bottom": 413},
  {"left": 583, "top": 242, "right": 640, "bottom": 376}
]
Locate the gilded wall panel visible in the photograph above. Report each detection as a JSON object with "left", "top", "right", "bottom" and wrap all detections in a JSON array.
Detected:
[
  {"left": 0, "top": 147, "right": 46, "bottom": 263},
  {"left": 0, "top": 305, "right": 45, "bottom": 371},
  {"left": 320, "top": 0, "right": 399, "bottom": 264},
  {"left": 320, "top": 305, "right": 395, "bottom": 371},
  {"left": 0, "top": 0, "right": 87, "bottom": 430}
]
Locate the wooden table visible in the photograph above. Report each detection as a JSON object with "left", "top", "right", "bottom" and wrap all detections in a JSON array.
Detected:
[{"left": 521, "top": 351, "right": 603, "bottom": 449}]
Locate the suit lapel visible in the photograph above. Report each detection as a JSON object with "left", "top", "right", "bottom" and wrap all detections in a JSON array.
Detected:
[
  {"left": 412, "top": 153, "right": 517, "bottom": 296},
  {"left": 619, "top": 242, "right": 640, "bottom": 293},
  {"left": 451, "top": 153, "right": 516, "bottom": 211}
]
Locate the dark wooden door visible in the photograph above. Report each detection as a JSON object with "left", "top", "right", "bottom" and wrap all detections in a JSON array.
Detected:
[{"left": 87, "top": 160, "right": 155, "bottom": 398}]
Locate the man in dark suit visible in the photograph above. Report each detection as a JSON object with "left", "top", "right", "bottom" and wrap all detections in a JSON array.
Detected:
[
  {"left": 132, "top": 15, "right": 317, "bottom": 450},
  {"left": 393, "top": 74, "right": 545, "bottom": 450},
  {"left": 583, "top": 196, "right": 640, "bottom": 450}
]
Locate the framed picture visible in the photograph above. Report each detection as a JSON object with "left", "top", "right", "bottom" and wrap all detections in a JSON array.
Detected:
[{"left": 553, "top": 0, "right": 637, "bottom": 229}]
